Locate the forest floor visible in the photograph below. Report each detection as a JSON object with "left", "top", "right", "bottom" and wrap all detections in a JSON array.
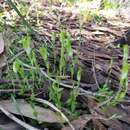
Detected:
[{"left": 0, "top": 0, "right": 130, "bottom": 130}]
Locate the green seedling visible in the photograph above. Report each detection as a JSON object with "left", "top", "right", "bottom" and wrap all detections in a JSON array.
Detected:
[
  {"left": 111, "top": 44, "right": 129, "bottom": 105},
  {"left": 96, "top": 84, "right": 114, "bottom": 103},
  {"left": 100, "top": 0, "right": 120, "bottom": 9},
  {"left": 49, "top": 81, "right": 63, "bottom": 108},
  {"left": 39, "top": 45, "right": 49, "bottom": 73}
]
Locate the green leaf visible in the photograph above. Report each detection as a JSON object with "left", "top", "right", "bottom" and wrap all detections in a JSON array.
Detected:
[
  {"left": 39, "top": 46, "right": 47, "bottom": 61},
  {"left": 66, "top": 38, "right": 73, "bottom": 57},
  {"left": 22, "top": 36, "right": 31, "bottom": 55},
  {"left": 123, "top": 44, "right": 129, "bottom": 61},
  {"left": 60, "top": 31, "right": 66, "bottom": 47},
  {"left": 77, "top": 68, "right": 81, "bottom": 82},
  {"left": 13, "top": 60, "right": 20, "bottom": 73}
]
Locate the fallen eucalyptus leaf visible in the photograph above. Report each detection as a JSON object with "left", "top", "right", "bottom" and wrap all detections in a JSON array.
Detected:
[{"left": 1, "top": 99, "right": 65, "bottom": 123}]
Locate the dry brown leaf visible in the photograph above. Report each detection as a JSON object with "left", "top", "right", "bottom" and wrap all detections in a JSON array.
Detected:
[
  {"left": 61, "top": 114, "right": 108, "bottom": 130},
  {"left": 1, "top": 99, "right": 65, "bottom": 123},
  {"left": 0, "top": 33, "right": 4, "bottom": 54},
  {"left": 61, "top": 115, "right": 91, "bottom": 130}
]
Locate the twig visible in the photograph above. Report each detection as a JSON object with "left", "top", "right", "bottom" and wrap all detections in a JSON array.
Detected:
[
  {"left": 0, "top": 79, "right": 43, "bottom": 84},
  {"left": 95, "top": 96, "right": 114, "bottom": 109},
  {"left": 0, "top": 79, "right": 20, "bottom": 84},
  {"left": 0, "top": 106, "right": 41, "bottom": 130},
  {"left": 0, "top": 89, "right": 20, "bottom": 94},
  {"left": 35, "top": 98, "right": 75, "bottom": 130},
  {"left": 20, "top": 61, "right": 107, "bottom": 97},
  {"left": 40, "top": 69, "right": 106, "bottom": 97},
  {"left": 83, "top": 113, "right": 121, "bottom": 121}
]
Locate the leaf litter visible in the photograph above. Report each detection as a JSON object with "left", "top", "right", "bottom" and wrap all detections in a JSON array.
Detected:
[{"left": 0, "top": 0, "right": 130, "bottom": 130}]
